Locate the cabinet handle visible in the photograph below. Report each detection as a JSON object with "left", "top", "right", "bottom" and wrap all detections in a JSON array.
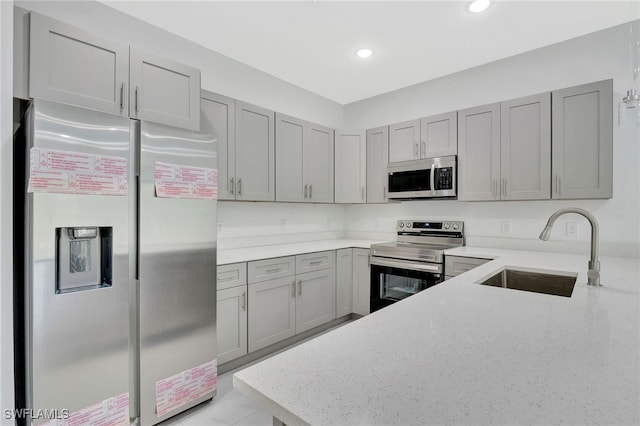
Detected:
[
  {"left": 134, "top": 86, "right": 139, "bottom": 113},
  {"left": 120, "top": 82, "right": 124, "bottom": 110},
  {"left": 241, "top": 292, "right": 246, "bottom": 311},
  {"left": 310, "top": 260, "right": 322, "bottom": 266},
  {"left": 298, "top": 279, "right": 302, "bottom": 296},
  {"left": 291, "top": 281, "right": 296, "bottom": 297},
  {"left": 361, "top": 187, "right": 365, "bottom": 201},
  {"left": 502, "top": 178, "right": 507, "bottom": 198},
  {"left": 230, "top": 178, "right": 235, "bottom": 195},
  {"left": 556, "top": 176, "right": 561, "bottom": 196},
  {"left": 421, "top": 141, "right": 426, "bottom": 158},
  {"left": 238, "top": 178, "right": 242, "bottom": 195},
  {"left": 266, "top": 268, "right": 282, "bottom": 274},
  {"left": 493, "top": 179, "right": 498, "bottom": 198},
  {"left": 309, "top": 184, "right": 313, "bottom": 199},
  {"left": 218, "top": 274, "right": 235, "bottom": 282},
  {"left": 304, "top": 184, "right": 308, "bottom": 198},
  {"left": 414, "top": 143, "right": 419, "bottom": 158}
]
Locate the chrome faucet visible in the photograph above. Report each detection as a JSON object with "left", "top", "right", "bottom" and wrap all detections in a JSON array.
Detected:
[{"left": 539, "top": 208, "right": 601, "bottom": 286}]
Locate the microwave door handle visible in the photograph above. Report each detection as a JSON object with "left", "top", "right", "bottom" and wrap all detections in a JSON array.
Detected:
[{"left": 430, "top": 164, "right": 436, "bottom": 195}]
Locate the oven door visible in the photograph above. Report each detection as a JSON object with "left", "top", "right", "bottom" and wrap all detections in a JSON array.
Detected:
[{"left": 369, "top": 257, "right": 443, "bottom": 313}]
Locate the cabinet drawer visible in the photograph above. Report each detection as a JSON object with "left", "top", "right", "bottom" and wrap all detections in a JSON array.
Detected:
[
  {"left": 296, "top": 251, "right": 334, "bottom": 274},
  {"left": 248, "top": 256, "right": 295, "bottom": 283},
  {"left": 217, "top": 262, "right": 247, "bottom": 290},
  {"left": 445, "top": 256, "right": 491, "bottom": 277}
]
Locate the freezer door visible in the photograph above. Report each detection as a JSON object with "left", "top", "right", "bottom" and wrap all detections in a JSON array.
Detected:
[
  {"left": 138, "top": 121, "right": 217, "bottom": 424},
  {"left": 24, "top": 100, "right": 131, "bottom": 420}
]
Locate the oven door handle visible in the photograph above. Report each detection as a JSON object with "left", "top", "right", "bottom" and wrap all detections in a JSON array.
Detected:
[{"left": 370, "top": 257, "right": 443, "bottom": 274}]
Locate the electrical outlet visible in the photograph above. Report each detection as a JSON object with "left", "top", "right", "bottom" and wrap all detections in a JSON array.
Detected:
[
  {"left": 566, "top": 221, "right": 578, "bottom": 238},
  {"left": 280, "top": 219, "right": 287, "bottom": 232},
  {"left": 501, "top": 220, "right": 512, "bottom": 235}
]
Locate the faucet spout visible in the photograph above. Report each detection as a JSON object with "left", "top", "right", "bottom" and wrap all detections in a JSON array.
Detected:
[{"left": 538, "top": 208, "right": 601, "bottom": 286}]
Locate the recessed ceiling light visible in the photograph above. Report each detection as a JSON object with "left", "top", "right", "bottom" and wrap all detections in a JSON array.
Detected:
[
  {"left": 356, "top": 48, "right": 373, "bottom": 59},
  {"left": 468, "top": 0, "right": 491, "bottom": 13}
]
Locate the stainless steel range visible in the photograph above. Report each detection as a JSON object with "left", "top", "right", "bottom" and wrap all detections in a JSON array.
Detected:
[{"left": 369, "top": 219, "right": 465, "bottom": 312}]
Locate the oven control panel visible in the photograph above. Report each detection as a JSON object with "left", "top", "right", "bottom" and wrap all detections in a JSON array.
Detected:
[{"left": 396, "top": 220, "right": 463, "bottom": 233}]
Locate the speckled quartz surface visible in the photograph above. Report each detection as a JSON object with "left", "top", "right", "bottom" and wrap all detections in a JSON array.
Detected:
[
  {"left": 217, "top": 239, "right": 383, "bottom": 265},
  {"left": 233, "top": 248, "right": 640, "bottom": 425}
]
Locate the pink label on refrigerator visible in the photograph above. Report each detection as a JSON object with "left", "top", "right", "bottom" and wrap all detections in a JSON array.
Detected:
[
  {"left": 154, "top": 162, "right": 218, "bottom": 200},
  {"left": 155, "top": 359, "right": 217, "bottom": 417},
  {"left": 39, "top": 392, "right": 129, "bottom": 426},
  {"left": 27, "top": 148, "right": 128, "bottom": 196}
]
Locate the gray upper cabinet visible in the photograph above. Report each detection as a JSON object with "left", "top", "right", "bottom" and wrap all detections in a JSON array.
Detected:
[
  {"left": 389, "top": 119, "right": 420, "bottom": 163},
  {"left": 29, "top": 12, "right": 129, "bottom": 116},
  {"left": 420, "top": 111, "right": 457, "bottom": 158},
  {"left": 458, "top": 103, "right": 501, "bottom": 201},
  {"left": 335, "top": 130, "right": 367, "bottom": 203},
  {"left": 306, "top": 123, "right": 335, "bottom": 203},
  {"left": 235, "top": 102, "right": 276, "bottom": 201},
  {"left": 275, "top": 115, "right": 334, "bottom": 203},
  {"left": 201, "top": 91, "right": 235, "bottom": 200},
  {"left": 501, "top": 93, "right": 551, "bottom": 200},
  {"left": 276, "top": 113, "right": 306, "bottom": 202},
  {"left": 366, "top": 126, "right": 389, "bottom": 203},
  {"left": 551, "top": 80, "right": 613, "bottom": 199},
  {"left": 129, "top": 48, "right": 201, "bottom": 131}
]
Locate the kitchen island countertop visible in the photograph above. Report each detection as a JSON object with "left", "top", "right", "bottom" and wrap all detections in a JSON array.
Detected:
[{"left": 233, "top": 247, "right": 640, "bottom": 425}]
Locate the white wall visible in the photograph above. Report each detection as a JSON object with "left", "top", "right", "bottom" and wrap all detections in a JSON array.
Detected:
[
  {"left": 0, "top": 1, "right": 14, "bottom": 423},
  {"left": 217, "top": 202, "right": 344, "bottom": 249},
  {"left": 15, "top": 0, "right": 344, "bottom": 129},
  {"left": 344, "top": 21, "right": 640, "bottom": 259}
]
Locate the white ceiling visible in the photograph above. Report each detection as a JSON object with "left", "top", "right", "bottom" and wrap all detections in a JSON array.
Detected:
[{"left": 100, "top": 1, "right": 639, "bottom": 105}]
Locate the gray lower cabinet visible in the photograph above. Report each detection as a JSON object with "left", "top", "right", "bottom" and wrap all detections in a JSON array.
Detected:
[
  {"left": 217, "top": 263, "right": 248, "bottom": 364},
  {"left": 551, "top": 79, "right": 613, "bottom": 199},
  {"left": 366, "top": 126, "right": 389, "bottom": 203},
  {"left": 389, "top": 119, "right": 421, "bottom": 163},
  {"left": 444, "top": 256, "right": 491, "bottom": 280},
  {"left": 421, "top": 111, "right": 458, "bottom": 158},
  {"left": 247, "top": 252, "right": 335, "bottom": 352},
  {"left": 129, "top": 48, "right": 201, "bottom": 131},
  {"left": 201, "top": 91, "right": 235, "bottom": 200},
  {"left": 335, "top": 248, "right": 353, "bottom": 318},
  {"left": 235, "top": 102, "right": 276, "bottom": 201},
  {"left": 275, "top": 114, "right": 334, "bottom": 203},
  {"left": 335, "top": 130, "right": 367, "bottom": 203},
  {"left": 216, "top": 286, "right": 248, "bottom": 364},
  {"left": 29, "top": 11, "right": 129, "bottom": 116},
  {"left": 352, "top": 248, "right": 371, "bottom": 316}
]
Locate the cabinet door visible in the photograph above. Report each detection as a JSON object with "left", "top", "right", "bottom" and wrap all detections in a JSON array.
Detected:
[
  {"left": 248, "top": 277, "right": 296, "bottom": 352},
  {"left": 458, "top": 103, "right": 501, "bottom": 201},
  {"left": 217, "top": 286, "right": 248, "bottom": 364},
  {"left": 201, "top": 91, "right": 236, "bottom": 200},
  {"left": 366, "top": 126, "right": 389, "bottom": 203},
  {"left": 352, "top": 249, "right": 370, "bottom": 316},
  {"left": 335, "top": 249, "right": 353, "bottom": 318},
  {"left": 552, "top": 80, "right": 613, "bottom": 199},
  {"left": 335, "top": 130, "right": 367, "bottom": 203},
  {"left": 389, "top": 119, "right": 420, "bottom": 163},
  {"left": 421, "top": 111, "right": 457, "bottom": 158},
  {"left": 29, "top": 12, "right": 129, "bottom": 116},
  {"left": 306, "top": 123, "right": 335, "bottom": 203},
  {"left": 130, "top": 48, "right": 201, "bottom": 131},
  {"left": 235, "top": 102, "right": 276, "bottom": 201},
  {"left": 276, "top": 113, "right": 306, "bottom": 202},
  {"left": 295, "top": 269, "right": 336, "bottom": 334},
  {"left": 501, "top": 93, "right": 551, "bottom": 200}
]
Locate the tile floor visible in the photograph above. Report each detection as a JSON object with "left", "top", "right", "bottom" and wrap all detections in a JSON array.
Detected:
[{"left": 161, "top": 321, "right": 352, "bottom": 426}]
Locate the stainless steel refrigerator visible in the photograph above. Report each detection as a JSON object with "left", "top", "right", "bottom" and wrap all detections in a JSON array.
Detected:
[{"left": 17, "top": 99, "right": 217, "bottom": 425}]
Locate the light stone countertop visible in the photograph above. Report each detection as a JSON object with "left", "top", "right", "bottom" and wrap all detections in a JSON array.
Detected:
[
  {"left": 217, "top": 239, "right": 383, "bottom": 265},
  {"left": 233, "top": 247, "right": 640, "bottom": 425}
]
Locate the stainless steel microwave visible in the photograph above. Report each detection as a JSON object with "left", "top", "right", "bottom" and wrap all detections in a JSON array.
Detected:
[{"left": 386, "top": 156, "right": 456, "bottom": 199}]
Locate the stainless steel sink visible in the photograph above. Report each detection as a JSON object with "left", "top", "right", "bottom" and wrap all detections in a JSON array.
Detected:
[{"left": 479, "top": 268, "right": 577, "bottom": 297}]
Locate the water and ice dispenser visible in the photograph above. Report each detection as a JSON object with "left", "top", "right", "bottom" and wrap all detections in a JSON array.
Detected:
[{"left": 56, "top": 226, "right": 112, "bottom": 293}]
